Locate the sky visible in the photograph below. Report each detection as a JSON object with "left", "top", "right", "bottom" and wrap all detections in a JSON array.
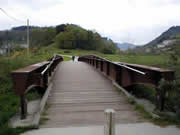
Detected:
[{"left": 0, "top": 0, "right": 180, "bottom": 45}]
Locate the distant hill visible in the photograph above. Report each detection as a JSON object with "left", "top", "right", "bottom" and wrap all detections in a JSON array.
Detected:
[
  {"left": 133, "top": 26, "right": 180, "bottom": 54},
  {"left": 145, "top": 26, "right": 180, "bottom": 47},
  {"left": 12, "top": 26, "right": 40, "bottom": 31},
  {"left": 116, "top": 42, "right": 136, "bottom": 51}
]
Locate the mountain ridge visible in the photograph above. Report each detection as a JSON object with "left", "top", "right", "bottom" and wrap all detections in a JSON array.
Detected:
[
  {"left": 116, "top": 42, "right": 136, "bottom": 51},
  {"left": 145, "top": 26, "right": 180, "bottom": 47}
]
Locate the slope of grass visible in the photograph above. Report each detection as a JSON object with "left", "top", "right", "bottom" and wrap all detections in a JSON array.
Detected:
[{"left": 103, "top": 54, "right": 169, "bottom": 67}]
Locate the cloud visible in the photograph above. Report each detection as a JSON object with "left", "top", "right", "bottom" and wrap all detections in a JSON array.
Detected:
[
  {"left": 1, "top": 0, "right": 63, "bottom": 10},
  {"left": 0, "top": 0, "right": 180, "bottom": 44},
  {"left": 127, "top": 0, "right": 180, "bottom": 7}
]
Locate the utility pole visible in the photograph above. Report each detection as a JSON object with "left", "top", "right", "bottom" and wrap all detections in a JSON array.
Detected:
[{"left": 27, "top": 19, "right": 29, "bottom": 56}]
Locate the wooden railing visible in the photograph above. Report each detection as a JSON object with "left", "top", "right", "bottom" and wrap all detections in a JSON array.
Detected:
[
  {"left": 11, "top": 54, "right": 63, "bottom": 119},
  {"left": 78, "top": 54, "right": 175, "bottom": 111}
]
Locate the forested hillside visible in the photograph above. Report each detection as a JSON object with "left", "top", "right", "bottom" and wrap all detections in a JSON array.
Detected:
[
  {"left": 0, "top": 24, "right": 117, "bottom": 54},
  {"left": 55, "top": 24, "right": 117, "bottom": 54}
]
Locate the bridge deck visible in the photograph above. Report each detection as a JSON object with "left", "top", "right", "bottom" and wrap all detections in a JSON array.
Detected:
[{"left": 41, "top": 61, "right": 143, "bottom": 128}]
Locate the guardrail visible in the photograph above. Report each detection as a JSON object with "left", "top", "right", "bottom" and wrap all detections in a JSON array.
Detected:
[
  {"left": 78, "top": 54, "right": 175, "bottom": 111},
  {"left": 11, "top": 54, "right": 63, "bottom": 119}
]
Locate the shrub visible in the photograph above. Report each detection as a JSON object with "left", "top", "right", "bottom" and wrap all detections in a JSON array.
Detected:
[
  {"left": 102, "top": 47, "right": 115, "bottom": 54},
  {"left": 129, "top": 84, "right": 156, "bottom": 103},
  {"left": 64, "top": 50, "right": 71, "bottom": 53}
]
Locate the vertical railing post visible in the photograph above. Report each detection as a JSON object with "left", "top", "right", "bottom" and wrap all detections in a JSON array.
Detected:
[
  {"left": 43, "top": 71, "right": 48, "bottom": 88},
  {"left": 96, "top": 60, "right": 99, "bottom": 68},
  {"left": 115, "top": 66, "right": 121, "bottom": 85},
  {"left": 107, "top": 62, "right": 110, "bottom": 76},
  {"left": 104, "top": 109, "right": 115, "bottom": 135},
  {"left": 155, "top": 87, "right": 165, "bottom": 111},
  {"left": 20, "top": 94, "right": 27, "bottom": 119},
  {"left": 101, "top": 61, "right": 103, "bottom": 72},
  {"left": 49, "top": 65, "right": 52, "bottom": 76}
]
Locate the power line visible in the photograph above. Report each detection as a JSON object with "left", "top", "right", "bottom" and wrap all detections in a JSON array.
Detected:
[
  {"left": 0, "top": 8, "right": 30, "bottom": 56},
  {"left": 0, "top": 8, "right": 25, "bottom": 23}
]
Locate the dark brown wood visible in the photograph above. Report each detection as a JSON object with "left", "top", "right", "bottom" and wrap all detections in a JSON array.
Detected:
[
  {"left": 96, "top": 60, "right": 99, "bottom": 69},
  {"left": 100, "top": 61, "right": 103, "bottom": 72},
  {"left": 79, "top": 55, "right": 174, "bottom": 87},
  {"left": 11, "top": 55, "right": 63, "bottom": 119},
  {"left": 20, "top": 94, "right": 27, "bottom": 119},
  {"left": 107, "top": 62, "right": 110, "bottom": 76},
  {"left": 11, "top": 61, "right": 49, "bottom": 95}
]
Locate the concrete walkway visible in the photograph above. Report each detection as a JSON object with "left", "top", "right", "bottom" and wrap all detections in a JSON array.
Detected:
[
  {"left": 40, "top": 61, "right": 143, "bottom": 128},
  {"left": 22, "top": 123, "right": 180, "bottom": 135}
]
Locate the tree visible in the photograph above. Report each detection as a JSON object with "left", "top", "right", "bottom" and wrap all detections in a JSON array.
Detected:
[
  {"left": 56, "top": 24, "right": 66, "bottom": 35},
  {"left": 30, "top": 27, "right": 56, "bottom": 48},
  {"left": 55, "top": 24, "right": 118, "bottom": 53}
]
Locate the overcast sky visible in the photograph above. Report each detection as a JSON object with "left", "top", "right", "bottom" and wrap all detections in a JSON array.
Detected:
[{"left": 0, "top": 0, "right": 180, "bottom": 45}]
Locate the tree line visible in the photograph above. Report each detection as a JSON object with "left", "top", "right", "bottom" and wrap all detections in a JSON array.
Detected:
[
  {"left": 55, "top": 24, "right": 117, "bottom": 54},
  {"left": 0, "top": 24, "right": 118, "bottom": 54}
]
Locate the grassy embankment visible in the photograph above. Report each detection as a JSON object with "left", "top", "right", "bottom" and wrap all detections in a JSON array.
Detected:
[{"left": 0, "top": 45, "right": 179, "bottom": 135}]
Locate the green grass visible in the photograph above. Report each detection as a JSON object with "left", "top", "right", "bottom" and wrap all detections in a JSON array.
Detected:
[
  {"left": 129, "top": 84, "right": 156, "bottom": 104},
  {"left": 37, "top": 45, "right": 172, "bottom": 68},
  {"left": 63, "top": 56, "right": 72, "bottom": 61},
  {"left": 103, "top": 54, "right": 169, "bottom": 67},
  {"left": 134, "top": 103, "right": 180, "bottom": 126},
  {"left": 134, "top": 104, "right": 153, "bottom": 119},
  {"left": 27, "top": 91, "right": 41, "bottom": 101},
  {"left": 0, "top": 51, "right": 51, "bottom": 135},
  {"left": 0, "top": 124, "right": 37, "bottom": 135}
]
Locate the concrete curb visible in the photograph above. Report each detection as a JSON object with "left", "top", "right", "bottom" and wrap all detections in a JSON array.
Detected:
[
  {"left": 33, "top": 83, "right": 53, "bottom": 127},
  {"left": 33, "top": 64, "right": 59, "bottom": 127}
]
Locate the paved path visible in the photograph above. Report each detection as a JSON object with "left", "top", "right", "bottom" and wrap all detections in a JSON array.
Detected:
[
  {"left": 41, "top": 61, "right": 143, "bottom": 128},
  {"left": 22, "top": 123, "right": 180, "bottom": 135}
]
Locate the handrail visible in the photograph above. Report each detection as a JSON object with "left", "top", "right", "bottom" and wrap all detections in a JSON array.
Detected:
[
  {"left": 78, "top": 54, "right": 174, "bottom": 84},
  {"left": 41, "top": 65, "right": 49, "bottom": 75},
  {"left": 79, "top": 54, "right": 146, "bottom": 75},
  {"left": 117, "top": 63, "right": 146, "bottom": 75},
  {"left": 41, "top": 54, "right": 57, "bottom": 75}
]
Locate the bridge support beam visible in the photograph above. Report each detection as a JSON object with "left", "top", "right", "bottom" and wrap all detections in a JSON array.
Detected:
[
  {"left": 155, "top": 87, "right": 166, "bottom": 111},
  {"left": 107, "top": 62, "right": 110, "bottom": 76},
  {"left": 20, "top": 95, "right": 27, "bottom": 119},
  {"left": 96, "top": 60, "right": 99, "bottom": 69},
  {"left": 101, "top": 61, "right": 104, "bottom": 72},
  {"left": 92, "top": 59, "right": 95, "bottom": 66}
]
